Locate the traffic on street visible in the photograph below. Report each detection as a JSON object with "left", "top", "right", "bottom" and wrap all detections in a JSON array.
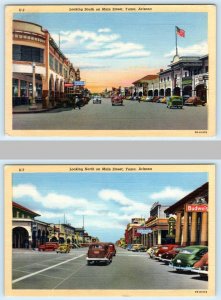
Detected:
[
  {"left": 12, "top": 246, "right": 207, "bottom": 290},
  {"left": 13, "top": 97, "right": 207, "bottom": 130}
]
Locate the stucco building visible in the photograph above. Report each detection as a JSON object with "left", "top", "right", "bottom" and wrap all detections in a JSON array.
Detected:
[{"left": 12, "top": 19, "right": 80, "bottom": 108}]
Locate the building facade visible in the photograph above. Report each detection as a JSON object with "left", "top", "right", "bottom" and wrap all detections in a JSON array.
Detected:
[
  {"left": 164, "top": 182, "right": 208, "bottom": 247},
  {"left": 144, "top": 202, "right": 170, "bottom": 247},
  {"left": 12, "top": 201, "right": 50, "bottom": 248},
  {"left": 125, "top": 218, "right": 145, "bottom": 244},
  {"left": 12, "top": 20, "right": 80, "bottom": 108}
]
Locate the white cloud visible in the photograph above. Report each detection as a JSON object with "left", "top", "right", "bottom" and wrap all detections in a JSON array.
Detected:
[
  {"left": 13, "top": 184, "right": 101, "bottom": 210},
  {"left": 98, "top": 28, "right": 111, "bottom": 33},
  {"left": 164, "top": 41, "right": 208, "bottom": 58},
  {"left": 98, "top": 189, "right": 150, "bottom": 217},
  {"left": 150, "top": 186, "right": 190, "bottom": 201},
  {"left": 51, "top": 29, "right": 150, "bottom": 63}
]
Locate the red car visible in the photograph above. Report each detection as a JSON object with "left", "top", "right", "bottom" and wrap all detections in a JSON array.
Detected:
[
  {"left": 160, "top": 246, "right": 183, "bottom": 263},
  {"left": 38, "top": 242, "right": 59, "bottom": 251},
  {"left": 191, "top": 252, "right": 208, "bottom": 278},
  {"left": 184, "top": 96, "right": 206, "bottom": 106},
  {"left": 86, "top": 243, "right": 113, "bottom": 265},
  {"left": 154, "top": 244, "right": 178, "bottom": 259},
  {"left": 107, "top": 243, "right": 116, "bottom": 256},
  {"left": 111, "top": 95, "right": 123, "bottom": 106}
]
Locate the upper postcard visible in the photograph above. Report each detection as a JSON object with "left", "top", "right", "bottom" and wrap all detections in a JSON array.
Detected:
[{"left": 5, "top": 4, "right": 216, "bottom": 137}]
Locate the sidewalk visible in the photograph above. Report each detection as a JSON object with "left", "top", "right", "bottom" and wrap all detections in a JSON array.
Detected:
[{"left": 13, "top": 103, "right": 53, "bottom": 114}]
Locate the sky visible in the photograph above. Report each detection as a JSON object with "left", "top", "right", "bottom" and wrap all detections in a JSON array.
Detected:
[
  {"left": 12, "top": 171, "right": 208, "bottom": 242},
  {"left": 14, "top": 12, "right": 208, "bottom": 92}
]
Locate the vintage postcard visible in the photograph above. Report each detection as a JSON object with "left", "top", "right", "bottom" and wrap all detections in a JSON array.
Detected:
[
  {"left": 5, "top": 4, "right": 216, "bottom": 137},
  {"left": 5, "top": 164, "right": 215, "bottom": 296}
]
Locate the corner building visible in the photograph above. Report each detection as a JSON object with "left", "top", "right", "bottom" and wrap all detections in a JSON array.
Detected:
[
  {"left": 12, "top": 20, "right": 80, "bottom": 108},
  {"left": 164, "top": 182, "right": 208, "bottom": 247}
]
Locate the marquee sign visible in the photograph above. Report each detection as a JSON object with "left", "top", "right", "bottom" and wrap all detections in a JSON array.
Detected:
[
  {"left": 168, "top": 217, "right": 176, "bottom": 236},
  {"left": 186, "top": 204, "right": 208, "bottom": 212}
]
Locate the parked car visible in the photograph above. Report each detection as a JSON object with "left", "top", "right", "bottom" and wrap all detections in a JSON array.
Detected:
[
  {"left": 152, "top": 96, "right": 160, "bottom": 102},
  {"left": 131, "top": 244, "right": 143, "bottom": 252},
  {"left": 93, "top": 96, "right": 102, "bottom": 104},
  {"left": 167, "top": 96, "right": 183, "bottom": 109},
  {"left": 38, "top": 242, "right": 59, "bottom": 252},
  {"left": 146, "top": 96, "right": 154, "bottom": 102},
  {"left": 147, "top": 246, "right": 161, "bottom": 258},
  {"left": 111, "top": 95, "right": 123, "bottom": 106},
  {"left": 56, "top": 244, "right": 71, "bottom": 253},
  {"left": 184, "top": 96, "right": 206, "bottom": 106},
  {"left": 161, "top": 97, "right": 167, "bottom": 104},
  {"left": 154, "top": 244, "right": 178, "bottom": 259},
  {"left": 160, "top": 246, "right": 183, "bottom": 264},
  {"left": 191, "top": 252, "right": 208, "bottom": 278},
  {"left": 86, "top": 242, "right": 113, "bottom": 265},
  {"left": 141, "top": 96, "right": 147, "bottom": 101},
  {"left": 107, "top": 242, "right": 116, "bottom": 256},
  {"left": 127, "top": 244, "right": 133, "bottom": 251},
  {"left": 182, "top": 95, "right": 191, "bottom": 102},
  {"left": 170, "top": 245, "right": 208, "bottom": 272}
]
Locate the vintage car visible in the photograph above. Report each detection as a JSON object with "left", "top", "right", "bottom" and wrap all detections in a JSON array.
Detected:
[
  {"left": 131, "top": 244, "right": 143, "bottom": 252},
  {"left": 161, "top": 97, "right": 167, "bottom": 104},
  {"left": 93, "top": 96, "right": 102, "bottom": 104},
  {"left": 160, "top": 246, "right": 183, "bottom": 263},
  {"left": 111, "top": 95, "right": 123, "bottom": 106},
  {"left": 152, "top": 96, "right": 160, "bottom": 102},
  {"left": 56, "top": 244, "right": 71, "bottom": 253},
  {"left": 126, "top": 244, "right": 133, "bottom": 251},
  {"left": 184, "top": 96, "right": 206, "bottom": 106},
  {"left": 166, "top": 96, "right": 183, "bottom": 109},
  {"left": 170, "top": 245, "right": 208, "bottom": 272},
  {"left": 147, "top": 246, "right": 161, "bottom": 258},
  {"left": 191, "top": 252, "right": 208, "bottom": 278},
  {"left": 153, "top": 244, "right": 178, "bottom": 259},
  {"left": 86, "top": 243, "right": 113, "bottom": 265},
  {"left": 146, "top": 96, "right": 154, "bottom": 102},
  {"left": 107, "top": 243, "right": 116, "bottom": 256},
  {"left": 38, "top": 242, "right": 59, "bottom": 252}
]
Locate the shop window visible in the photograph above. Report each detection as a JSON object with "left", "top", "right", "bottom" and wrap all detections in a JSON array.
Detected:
[
  {"left": 205, "top": 66, "right": 208, "bottom": 73},
  {"left": 13, "top": 45, "right": 44, "bottom": 63},
  {"left": 55, "top": 59, "right": 59, "bottom": 73},
  {"left": 13, "top": 79, "right": 18, "bottom": 97},
  {"left": 49, "top": 54, "right": 54, "bottom": 69},
  {"left": 167, "top": 77, "right": 169, "bottom": 81},
  {"left": 59, "top": 63, "right": 63, "bottom": 75},
  {"left": 20, "top": 80, "right": 27, "bottom": 97}
]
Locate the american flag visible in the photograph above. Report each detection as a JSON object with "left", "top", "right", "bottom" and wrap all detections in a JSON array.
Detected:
[{"left": 176, "top": 26, "right": 185, "bottom": 37}]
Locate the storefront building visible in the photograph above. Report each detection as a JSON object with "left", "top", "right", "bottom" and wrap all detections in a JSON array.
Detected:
[
  {"left": 164, "top": 182, "right": 208, "bottom": 247},
  {"left": 159, "top": 55, "right": 209, "bottom": 101},
  {"left": 12, "top": 20, "right": 80, "bottom": 108},
  {"left": 132, "top": 75, "right": 159, "bottom": 97},
  {"left": 125, "top": 218, "right": 146, "bottom": 244},
  {"left": 144, "top": 202, "right": 170, "bottom": 248},
  {"left": 12, "top": 201, "right": 49, "bottom": 248}
]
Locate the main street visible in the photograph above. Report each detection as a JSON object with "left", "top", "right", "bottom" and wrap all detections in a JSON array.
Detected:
[
  {"left": 12, "top": 247, "right": 207, "bottom": 290},
  {"left": 13, "top": 98, "right": 207, "bottom": 130}
]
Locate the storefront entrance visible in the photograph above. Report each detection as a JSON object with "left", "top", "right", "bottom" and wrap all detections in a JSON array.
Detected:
[{"left": 13, "top": 227, "right": 29, "bottom": 248}]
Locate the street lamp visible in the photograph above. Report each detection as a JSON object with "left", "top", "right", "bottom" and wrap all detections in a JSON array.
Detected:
[{"left": 29, "top": 62, "right": 37, "bottom": 110}]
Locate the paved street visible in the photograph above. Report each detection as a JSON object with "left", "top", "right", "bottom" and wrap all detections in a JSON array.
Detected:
[
  {"left": 12, "top": 247, "right": 208, "bottom": 290},
  {"left": 13, "top": 98, "right": 207, "bottom": 130}
]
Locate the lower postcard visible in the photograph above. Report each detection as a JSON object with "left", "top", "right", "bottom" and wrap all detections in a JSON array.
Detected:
[{"left": 4, "top": 164, "right": 215, "bottom": 296}]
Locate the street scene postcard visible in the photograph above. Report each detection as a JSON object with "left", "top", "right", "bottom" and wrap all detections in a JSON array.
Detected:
[
  {"left": 5, "top": 4, "right": 216, "bottom": 137},
  {"left": 4, "top": 164, "right": 215, "bottom": 296}
]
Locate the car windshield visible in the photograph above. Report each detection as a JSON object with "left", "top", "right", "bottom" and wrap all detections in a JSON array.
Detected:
[
  {"left": 180, "top": 248, "right": 196, "bottom": 254},
  {"left": 91, "top": 245, "right": 104, "bottom": 249},
  {"left": 162, "top": 247, "right": 169, "bottom": 250}
]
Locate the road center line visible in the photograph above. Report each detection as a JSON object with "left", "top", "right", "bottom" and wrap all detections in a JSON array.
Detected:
[{"left": 12, "top": 254, "right": 85, "bottom": 284}]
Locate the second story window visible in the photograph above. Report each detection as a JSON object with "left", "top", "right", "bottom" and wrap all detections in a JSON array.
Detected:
[
  {"left": 49, "top": 54, "right": 54, "bottom": 69},
  {"left": 13, "top": 45, "right": 44, "bottom": 63}
]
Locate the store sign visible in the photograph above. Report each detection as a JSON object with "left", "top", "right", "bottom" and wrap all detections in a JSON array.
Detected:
[
  {"left": 137, "top": 228, "right": 152, "bottom": 234},
  {"left": 64, "top": 83, "right": 74, "bottom": 87},
  {"left": 168, "top": 217, "right": 176, "bottom": 236},
  {"left": 186, "top": 204, "right": 208, "bottom": 212},
  {"left": 73, "top": 81, "right": 85, "bottom": 86}
]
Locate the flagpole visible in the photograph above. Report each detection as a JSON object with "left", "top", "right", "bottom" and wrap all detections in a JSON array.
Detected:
[{"left": 175, "top": 26, "right": 178, "bottom": 56}]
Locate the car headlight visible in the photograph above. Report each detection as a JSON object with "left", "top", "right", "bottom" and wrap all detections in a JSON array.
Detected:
[
  {"left": 159, "top": 254, "right": 162, "bottom": 257},
  {"left": 177, "top": 259, "right": 182, "bottom": 263}
]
